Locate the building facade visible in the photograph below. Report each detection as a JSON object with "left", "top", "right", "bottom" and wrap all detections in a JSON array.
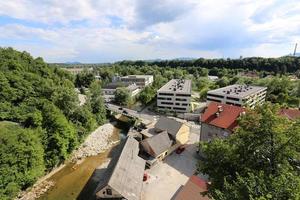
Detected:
[
  {"left": 157, "top": 79, "right": 192, "bottom": 113},
  {"left": 102, "top": 82, "right": 141, "bottom": 102},
  {"left": 120, "top": 75, "right": 154, "bottom": 87},
  {"left": 200, "top": 102, "right": 245, "bottom": 141},
  {"left": 207, "top": 84, "right": 267, "bottom": 108}
]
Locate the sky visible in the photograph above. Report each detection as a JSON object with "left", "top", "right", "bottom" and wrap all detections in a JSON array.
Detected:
[{"left": 0, "top": 0, "right": 300, "bottom": 63}]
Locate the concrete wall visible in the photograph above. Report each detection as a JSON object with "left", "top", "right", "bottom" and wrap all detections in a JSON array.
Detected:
[{"left": 200, "top": 123, "right": 231, "bottom": 141}]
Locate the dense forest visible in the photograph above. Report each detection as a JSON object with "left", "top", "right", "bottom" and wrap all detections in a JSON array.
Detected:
[{"left": 0, "top": 48, "right": 106, "bottom": 199}]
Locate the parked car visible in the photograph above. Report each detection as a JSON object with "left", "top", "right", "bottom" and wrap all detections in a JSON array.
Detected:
[
  {"left": 176, "top": 145, "right": 186, "bottom": 154},
  {"left": 123, "top": 110, "right": 128, "bottom": 114},
  {"left": 118, "top": 107, "right": 123, "bottom": 110}
]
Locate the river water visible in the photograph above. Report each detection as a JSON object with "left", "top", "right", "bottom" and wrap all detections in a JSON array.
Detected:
[{"left": 37, "top": 127, "right": 122, "bottom": 200}]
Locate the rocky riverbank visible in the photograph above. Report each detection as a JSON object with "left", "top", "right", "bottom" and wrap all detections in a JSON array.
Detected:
[
  {"left": 71, "top": 123, "right": 119, "bottom": 162},
  {"left": 16, "top": 122, "right": 118, "bottom": 200}
]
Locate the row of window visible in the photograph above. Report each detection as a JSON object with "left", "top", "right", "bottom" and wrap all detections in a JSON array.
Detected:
[
  {"left": 157, "top": 106, "right": 187, "bottom": 111},
  {"left": 158, "top": 93, "right": 191, "bottom": 97}
]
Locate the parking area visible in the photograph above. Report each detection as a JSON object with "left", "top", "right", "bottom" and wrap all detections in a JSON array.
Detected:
[{"left": 141, "top": 131, "right": 200, "bottom": 200}]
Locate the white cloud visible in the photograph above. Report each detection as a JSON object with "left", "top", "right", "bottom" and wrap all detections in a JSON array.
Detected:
[{"left": 0, "top": 0, "right": 300, "bottom": 62}]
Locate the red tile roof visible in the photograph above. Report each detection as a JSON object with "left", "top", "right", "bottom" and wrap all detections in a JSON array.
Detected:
[
  {"left": 279, "top": 108, "right": 300, "bottom": 120},
  {"left": 175, "top": 176, "right": 210, "bottom": 200},
  {"left": 201, "top": 102, "right": 245, "bottom": 131}
]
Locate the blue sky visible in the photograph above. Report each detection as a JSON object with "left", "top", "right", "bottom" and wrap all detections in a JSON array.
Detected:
[{"left": 0, "top": 0, "right": 299, "bottom": 63}]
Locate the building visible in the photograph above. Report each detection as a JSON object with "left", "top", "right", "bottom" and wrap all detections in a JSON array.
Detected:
[
  {"left": 63, "top": 67, "right": 93, "bottom": 75},
  {"left": 174, "top": 176, "right": 210, "bottom": 200},
  {"left": 207, "top": 84, "right": 267, "bottom": 108},
  {"left": 95, "top": 137, "right": 145, "bottom": 200},
  {"left": 157, "top": 79, "right": 192, "bottom": 113},
  {"left": 279, "top": 108, "right": 300, "bottom": 120},
  {"left": 154, "top": 117, "right": 190, "bottom": 145},
  {"left": 140, "top": 131, "right": 173, "bottom": 161},
  {"left": 200, "top": 102, "right": 245, "bottom": 141},
  {"left": 102, "top": 82, "right": 141, "bottom": 102},
  {"left": 208, "top": 75, "right": 219, "bottom": 81},
  {"left": 119, "top": 75, "right": 154, "bottom": 87}
]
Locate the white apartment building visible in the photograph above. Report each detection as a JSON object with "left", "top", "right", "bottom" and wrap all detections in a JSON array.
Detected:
[
  {"left": 157, "top": 79, "right": 192, "bottom": 113},
  {"left": 113, "top": 75, "right": 154, "bottom": 88},
  {"left": 207, "top": 84, "right": 267, "bottom": 108}
]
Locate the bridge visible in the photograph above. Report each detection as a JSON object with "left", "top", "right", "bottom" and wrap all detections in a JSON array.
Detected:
[{"left": 105, "top": 103, "right": 153, "bottom": 125}]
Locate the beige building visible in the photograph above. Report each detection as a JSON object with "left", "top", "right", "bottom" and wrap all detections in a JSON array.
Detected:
[
  {"left": 102, "top": 82, "right": 141, "bottom": 102},
  {"left": 119, "top": 75, "right": 154, "bottom": 87},
  {"left": 157, "top": 79, "right": 192, "bottom": 113},
  {"left": 63, "top": 67, "right": 93, "bottom": 75}
]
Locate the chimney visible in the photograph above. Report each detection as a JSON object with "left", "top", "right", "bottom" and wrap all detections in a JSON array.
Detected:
[{"left": 217, "top": 105, "right": 223, "bottom": 112}]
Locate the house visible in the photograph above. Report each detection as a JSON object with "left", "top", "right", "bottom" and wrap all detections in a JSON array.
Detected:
[
  {"left": 279, "top": 108, "right": 300, "bottom": 120},
  {"left": 174, "top": 176, "right": 210, "bottom": 200},
  {"left": 63, "top": 67, "right": 93, "bottom": 75},
  {"left": 154, "top": 117, "right": 190, "bottom": 145},
  {"left": 207, "top": 84, "right": 267, "bottom": 108},
  {"left": 200, "top": 102, "right": 245, "bottom": 141},
  {"left": 157, "top": 79, "right": 192, "bottom": 113},
  {"left": 95, "top": 136, "right": 145, "bottom": 200},
  {"left": 119, "top": 75, "right": 154, "bottom": 87},
  {"left": 140, "top": 131, "right": 173, "bottom": 161}
]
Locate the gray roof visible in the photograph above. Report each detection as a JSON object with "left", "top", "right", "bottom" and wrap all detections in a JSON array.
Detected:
[
  {"left": 207, "top": 84, "right": 267, "bottom": 98},
  {"left": 95, "top": 137, "right": 145, "bottom": 200},
  {"left": 158, "top": 79, "right": 191, "bottom": 94},
  {"left": 141, "top": 131, "right": 172, "bottom": 157},
  {"left": 155, "top": 117, "right": 183, "bottom": 138}
]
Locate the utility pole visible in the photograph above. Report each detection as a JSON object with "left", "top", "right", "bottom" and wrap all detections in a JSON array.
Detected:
[{"left": 293, "top": 43, "right": 298, "bottom": 56}]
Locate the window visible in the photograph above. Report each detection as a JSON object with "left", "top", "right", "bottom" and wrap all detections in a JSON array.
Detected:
[
  {"left": 106, "top": 188, "right": 112, "bottom": 195},
  {"left": 158, "top": 93, "right": 173, "bottom": 96},
  {"left": 175, "top": 103, "right": 180, "bottom": 105},
  {"left": 161, "top": 102, "right": 173, "bottom": 105},
  {"left": 207, "top": 93, "right": 224, "bottom": 98},
  {"left": 175, "top": 98, "right": 186, "bottom": 101},
  {"left": 173, "top": 107, "right": 186, "bottom": 110},
  {"left": 207, "top": 98, "right": 221, "bottom": 102},
  {"left": 182, "top": 103, "right": 188, "bottom": 106},
  {"left": 226, "top": 97, "right": 240, "bottom": 101},
  {"left": 176, "top": 94, "right": 191, "bottom": 97}
]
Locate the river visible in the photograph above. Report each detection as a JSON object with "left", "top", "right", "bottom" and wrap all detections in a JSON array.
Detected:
[{"left": 37, "top": 126, "right": 123, "bottom": 200}]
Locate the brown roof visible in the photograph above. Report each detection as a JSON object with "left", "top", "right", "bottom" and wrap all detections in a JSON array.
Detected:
[
  {"left": 201, "top": 102, "right": 245, "bottom": 131},
  {"left": 279, "top": 108, "right": 300, "bottom": 120},
  {"left": 175, "top": 176, "right": 210, "bottom": 200}
]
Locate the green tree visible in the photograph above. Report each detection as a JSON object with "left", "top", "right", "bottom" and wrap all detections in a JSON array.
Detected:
[
  {"left": 0, "top": 122, "right": 45, "bottom": 200},
  {"left": 138, "top": 86, "right": 156, "bottom": 105},
  {"left": 198, "top": 103, "right": 300, "bottom": 200},
  {"left": 114, "top": 87, "right": 131, "bottom": 106}
]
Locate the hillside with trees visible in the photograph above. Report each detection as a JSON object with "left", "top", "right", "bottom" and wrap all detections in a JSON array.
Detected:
[
  {"left": 198, "top": 104, "right": 300, "bottom": 199},
  {"left": 0, "top": 48, "right": 106, "bottom": 199}
]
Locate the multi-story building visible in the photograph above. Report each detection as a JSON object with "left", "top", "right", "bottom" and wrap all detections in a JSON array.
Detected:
[
  {"left": 206, "top": 84, "right": 267, "bottom": 108},
  {"left": 113, "top": 75, "right": 154, "bottom": 88},
  {"left": 157, "top": 79, "right": 192, "bottom": 113},
  {"left": 102, "top": 82, "right": 141, "bottom": 102}
]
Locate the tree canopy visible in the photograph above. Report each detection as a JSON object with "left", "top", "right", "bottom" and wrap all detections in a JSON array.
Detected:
[
  {"left": 198, "top": 104, "right": 300, "bottom": 200},
  {"left": 0, "top": 47, "right": 107, "bottom": 199}
]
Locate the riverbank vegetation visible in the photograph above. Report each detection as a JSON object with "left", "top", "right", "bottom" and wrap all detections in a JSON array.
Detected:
[{"left": 0, "top": 48, "right": 107, "bottom": 199}]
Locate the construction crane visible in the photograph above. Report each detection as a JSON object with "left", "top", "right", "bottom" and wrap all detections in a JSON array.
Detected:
[{"left": 293, "top": 43, "right": 298, "bottom": 56}]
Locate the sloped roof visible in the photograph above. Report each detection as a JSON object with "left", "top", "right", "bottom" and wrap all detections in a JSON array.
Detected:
[
  {"left": 95, "top": 137, "right": 145, "bottom": 200},
  {"left": 201, "top": 102, "right": 245, "bottom": 131},
  {"left": 155, "top": 117, "right": 183, "bottom": 137},
  {"left": 141, "top": 131, "right": 172, "bottom": 157},
  {"left": 279, "top": 108, "right": 300, "bottom": 120},
  {"left": 175, "top": 176, "right": 210, "bottom": 200}
]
